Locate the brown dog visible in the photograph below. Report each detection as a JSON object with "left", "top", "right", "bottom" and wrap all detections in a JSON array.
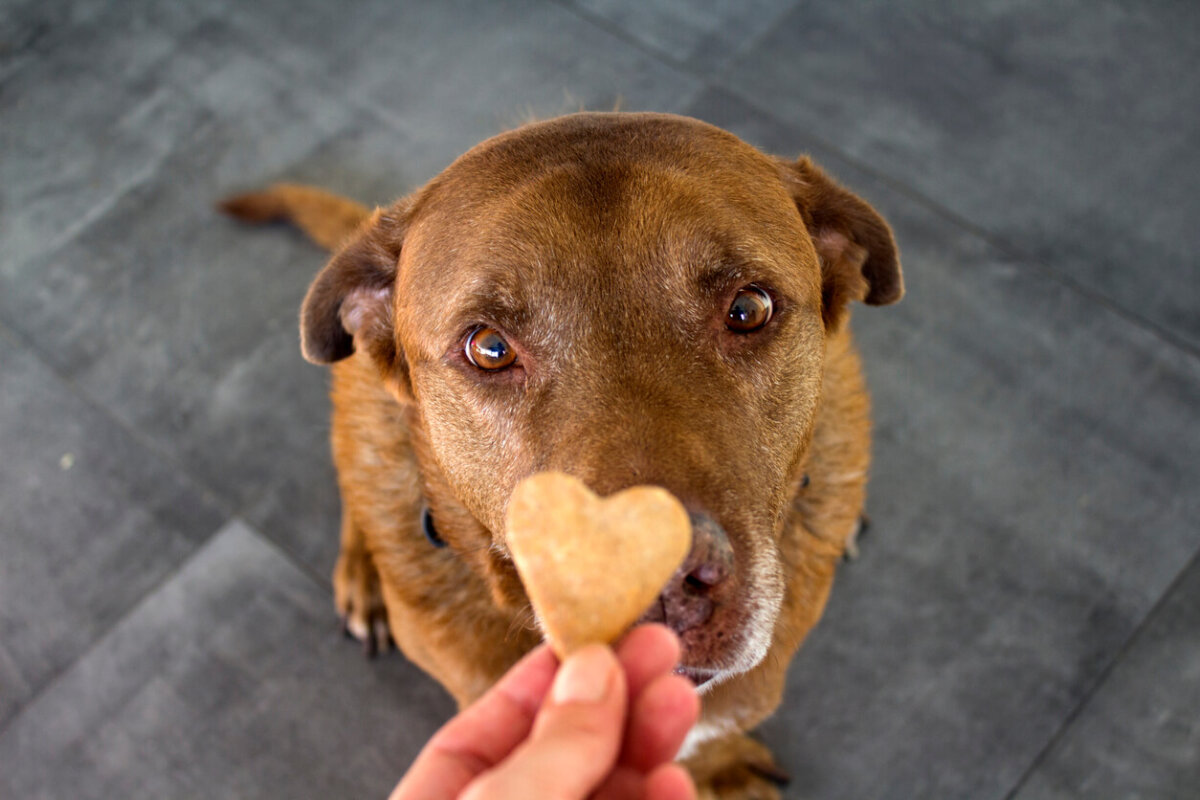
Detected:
[{"left": 222, "top": 112, "right": 902, "bottom": 798}]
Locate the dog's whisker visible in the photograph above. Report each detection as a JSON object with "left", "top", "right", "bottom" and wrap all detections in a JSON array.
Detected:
[{"left": 504, "top": 605, "right": 540, "bottom": 643}]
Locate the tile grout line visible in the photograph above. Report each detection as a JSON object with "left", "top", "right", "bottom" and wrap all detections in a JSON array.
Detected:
[
  {"left": 0, "top": 320, "right": 234, "bottom": 522},
  {"left": 233, "top": 517, "right": 337, "bottom": 594},
  {"left": 1, "top": 234, "right": 340, "bottom": 597},
  {"left": 1001, "top": 543, "right": 1200, "bottom": 799},
  {"left": 0, "top": 515, "right": 230, "bottom": 742},
  {"left": 705, "top": 0, "right": 809, "bottom": 73},
  {"left": 546, "top": 0, "right": 809, "bottom": 79},
  {"left": 0, "top": 307, "right": 342, "bottom": 590},
  {"left": 544, "top": 0, "right": 692, "bottom": 75},
  {"left": 229, "top": 485, "right": 338, "bottom": 592},
  {"left": 0, "top": 508, "right": 336, "bottom": 743},
  {"left": 0, "top": 513, "right": 333, "bottom": 743},
  {"left": 207, "top": 11, "right": 454, "bottom": 184}
]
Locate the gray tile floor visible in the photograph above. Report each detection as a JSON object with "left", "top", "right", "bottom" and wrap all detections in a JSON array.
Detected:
[{"left": 2, "top": 1, "right": 1197, "bottom": 797}]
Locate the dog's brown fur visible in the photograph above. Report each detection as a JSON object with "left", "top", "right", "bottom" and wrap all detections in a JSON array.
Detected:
[{"left": 222, "top": 112, "right": 901, "bottom": 798}]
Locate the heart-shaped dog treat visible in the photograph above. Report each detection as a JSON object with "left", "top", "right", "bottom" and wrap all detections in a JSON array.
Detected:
[{"left": 506, "top": 471, "right": 692, "bottom": 657}]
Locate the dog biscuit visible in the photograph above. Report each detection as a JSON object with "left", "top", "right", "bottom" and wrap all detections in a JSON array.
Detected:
[{"left": 505, "top": 471, "right": 691, "bottom": 657}]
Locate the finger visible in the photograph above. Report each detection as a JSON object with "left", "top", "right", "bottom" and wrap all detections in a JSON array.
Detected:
[
  {"left": 620, "top": 673, "right": 700, "bottom": 772},
  {"left": 592, "top": 761, "right": 698, "bottom": 800},
  {"left": 592, "top": 673, "right": 698, "bottom": 800},
  {"left": 461, "top": 645, "right": 626, "bottom": 800},
  {"left": 390, "top": 645, "right": 558, "bottom": 800},
  {"left": 615, "top": 623, "right": 681, "bottom": 700},
  {"left": 590, "top": 766, "right": 642, "bottom": 800},
  {"left": 644, "top": 763, "right": 697, "bottom": 800}
]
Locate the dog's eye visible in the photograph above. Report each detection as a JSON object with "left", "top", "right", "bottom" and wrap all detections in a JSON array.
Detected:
[
  {"left": 726, "top": 286, "right": 773, "bottom": 332},
  {"left": 466, "top": 326, "right": 517, "bottom": 370}
]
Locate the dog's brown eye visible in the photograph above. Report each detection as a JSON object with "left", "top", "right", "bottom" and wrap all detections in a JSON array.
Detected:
[
  {"left": 726, "top": 286, "right": 773, "bottom": 332},
  {"left": 466, "top": 326, "right": 517, "bottom": 370}
]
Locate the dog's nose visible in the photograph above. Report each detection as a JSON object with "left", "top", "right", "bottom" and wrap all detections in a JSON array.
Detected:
[{"left": 642, "top": 510, "right": 734, "bottom": 635}]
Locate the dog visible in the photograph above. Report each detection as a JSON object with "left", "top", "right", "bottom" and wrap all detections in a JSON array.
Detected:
[{"left": 221, "top": 111, "right": 902, "bottom": 798}]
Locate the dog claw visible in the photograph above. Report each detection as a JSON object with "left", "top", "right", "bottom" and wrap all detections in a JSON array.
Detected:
[
  {"left": 372, "top": 617, "right": 392, "bottom": 655},
  {"left": 843, "top": 514, "right": 871, "bottom": 562},
  {"left": 747, "top": 761, "right": 791, "bottom": 787},
  {"left": 350, "top": 614, "right": 392, "bottom": 659}
]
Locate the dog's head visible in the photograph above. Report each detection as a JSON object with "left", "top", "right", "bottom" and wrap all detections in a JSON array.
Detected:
[{"left": 300, "top": 113, "right": 901, "bottom": 688}]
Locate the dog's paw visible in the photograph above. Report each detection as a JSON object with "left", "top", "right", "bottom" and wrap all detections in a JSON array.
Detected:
[
  {"left": 687, "top": 733, "right": 789, "bottom": 800},
  {"left": 333, "top": 547, "right": 393, "bottom": 657}
]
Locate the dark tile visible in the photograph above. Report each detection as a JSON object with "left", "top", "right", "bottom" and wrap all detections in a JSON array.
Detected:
[
  {"left": 721, "top": 0, "right": 1200, "bottom": 349},
  {"left": 224, "top": 0, "right": 704, "bottom": 159},
  {"left": 1012, "top": 556, "right": 1200, "bottom": 799},
  {"left": 564, "top": 0, "right": 801, "bottom": 71},
  {"left": 0, "top": 521, "right": 453, "bottom": 800},
  {"left": 0, "top": 0, "right": 70, "bottom": 80},
  {"left": 686, "top": 90, "right": 1200, "bottom": 798},
  {"left": 0, "top": 18, "right": 398, "bottom": 510},
  {"left": 0, "top": 0, "right": 215, "bottom": 82},
  {"left": 234, "top": 118, "right": 474, "bottom": 214},
  {"left": 0, "top": 1, "right": 237, "bottom": 269},
  {"left": 0, "top": 325, "right": 224, "bottom": 727}
]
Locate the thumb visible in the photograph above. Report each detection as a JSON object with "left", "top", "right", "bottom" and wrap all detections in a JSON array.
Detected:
[{"left": 461, "top": 645, "right": 627, "bottom": 800}]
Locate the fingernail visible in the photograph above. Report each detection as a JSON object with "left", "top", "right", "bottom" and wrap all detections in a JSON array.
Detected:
[{"left": 552, "top": 645, "right": 615, "bottom": 705}]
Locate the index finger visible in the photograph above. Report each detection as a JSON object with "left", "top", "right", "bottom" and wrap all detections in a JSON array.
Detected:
[{"left": 390, "top": 645, "right": 559, "bottom": 800}]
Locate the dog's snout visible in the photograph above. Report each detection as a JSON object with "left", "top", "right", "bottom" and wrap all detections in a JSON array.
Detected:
[{"left": 643, "top": 511, "right": 734, "bottom": 635}]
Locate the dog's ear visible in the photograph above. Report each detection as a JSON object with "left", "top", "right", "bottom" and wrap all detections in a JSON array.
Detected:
[
  {"left": 779, "top": 157, "right": 903, "bottom": 329},
  {"left": 300, "top": 205, "right": 411, "bottom": 392}
]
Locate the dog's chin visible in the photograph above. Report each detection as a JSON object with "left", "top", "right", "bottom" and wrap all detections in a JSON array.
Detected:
[{"left": 672, "top": 612, "right": 777, "bottom": 695}]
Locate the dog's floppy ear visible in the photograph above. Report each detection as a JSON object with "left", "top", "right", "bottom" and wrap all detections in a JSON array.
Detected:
[
  {"left": 300, "top": 205, "right": 410, "bottom": 389},
  {"left": 779, "top": 157, "right": 903, "bottom": 329}
]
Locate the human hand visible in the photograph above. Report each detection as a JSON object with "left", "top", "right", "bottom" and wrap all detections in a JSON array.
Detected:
[{"left": 390, "top": 624, "right": 700, "bottom": 800}]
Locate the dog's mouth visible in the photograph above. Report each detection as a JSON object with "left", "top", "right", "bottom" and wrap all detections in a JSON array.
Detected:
[{"left": 634, "top": 583, "right": 767, "bottom": 694}]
